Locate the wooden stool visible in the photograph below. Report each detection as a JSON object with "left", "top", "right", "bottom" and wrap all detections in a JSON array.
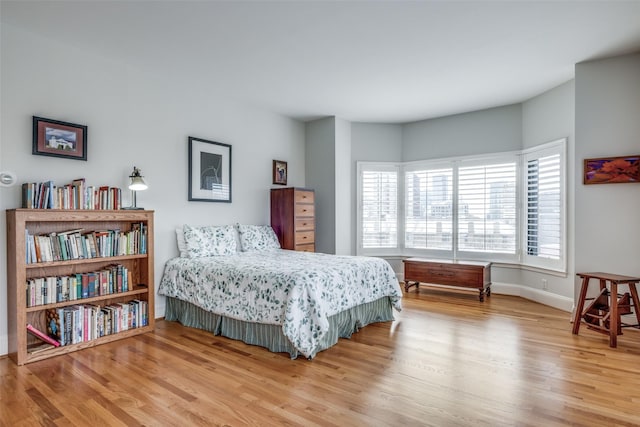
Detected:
[{"left": 573, "top": 272, "right": 640, "bottom": 347}]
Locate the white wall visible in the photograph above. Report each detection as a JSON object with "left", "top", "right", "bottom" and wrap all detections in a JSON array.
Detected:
[
  {"left": 334, "top": 118, "right": 352, "bottom": 255},
  {"left": 575, "top": 53, "right": 640, "bottom": 277},
  {"left": 0, "top": 24, "right": 305, "bottom": 355},
  {"left": 402, "top": 105, "right": 522, "bottom": 161},
  {"left": 521, "top": 80, "right": 575, "bottom": 300},
  {"left": 305, "top": 117, "right": 336, "bottom": 254}
]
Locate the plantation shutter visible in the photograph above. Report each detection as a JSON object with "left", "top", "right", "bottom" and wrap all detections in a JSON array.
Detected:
[
  {"left": 526, "top": 153, "right": 561, "bottom": 259},
  {"left": 360, "top": 169, "right": 398, "bottom": 249},
  {"left": 458, "top": 162, "right": 517, "bottom": 253},
  {"left": 405, "top": 168, "right": 453, "bottom": 250}
]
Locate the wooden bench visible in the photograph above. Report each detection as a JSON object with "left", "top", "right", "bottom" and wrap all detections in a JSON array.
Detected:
[{"left": 403, "top": 258, "right": 492, "bottom": 301}]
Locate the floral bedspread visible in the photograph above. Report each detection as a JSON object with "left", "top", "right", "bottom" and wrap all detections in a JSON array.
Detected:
[{"left": 158, "top": 249, "right": 402, "bottom": 357}]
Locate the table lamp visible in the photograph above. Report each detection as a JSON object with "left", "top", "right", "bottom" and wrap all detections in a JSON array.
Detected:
[{"left": 124, "top": 166, "right": 147, "bottom": 210}]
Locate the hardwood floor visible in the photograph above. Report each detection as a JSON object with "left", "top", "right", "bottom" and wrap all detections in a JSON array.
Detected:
[{"left": 3, "top": 288, "right": 640, "bottom": 426}]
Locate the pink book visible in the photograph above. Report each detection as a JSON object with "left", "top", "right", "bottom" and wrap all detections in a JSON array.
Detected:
[{"left": 27, "top": 323, "right": 61, "bottom": 347}]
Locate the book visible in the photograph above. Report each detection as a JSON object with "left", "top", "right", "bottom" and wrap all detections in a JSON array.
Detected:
[
  {"left": 26, "top": 323, "right": 61, "bottom": 347},
  {"left": 20, "top": 178, "right": 122, "bottom": 210},
  {"left": 45, "top": 308, "right": 64, "bottom": 346},
  {"left": 22, "top": 183, "right": 33, "bottom": 209}
]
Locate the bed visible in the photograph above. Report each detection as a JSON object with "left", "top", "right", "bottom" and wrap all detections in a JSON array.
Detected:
[{"left": 158, "top": 224, "right": 402, "bottom": 359}]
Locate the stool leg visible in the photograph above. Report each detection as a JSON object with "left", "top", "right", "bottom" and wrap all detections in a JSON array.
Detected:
[
  {"left": 609, "top": 282, "right": 618, "bottom": 348},
  {"left": 628, "top": 282, "right": 640, "bottom": 326},
  {"left": 573, "top": 276, "right": 590, "bottom": 334}
]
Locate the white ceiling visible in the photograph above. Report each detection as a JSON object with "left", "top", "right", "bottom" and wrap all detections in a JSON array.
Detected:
[{"left": 3, "top": 1, "right": 640, "bottom": 123}]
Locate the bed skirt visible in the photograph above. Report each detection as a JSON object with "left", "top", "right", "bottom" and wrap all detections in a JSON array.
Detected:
[{"left": 164, "top": 296, "right": 395, "bottom": 359}]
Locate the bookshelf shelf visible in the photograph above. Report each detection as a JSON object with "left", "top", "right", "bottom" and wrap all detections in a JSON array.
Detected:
[
  {"left": 25, "top": 253, "right": 148, "bottom": 269},
  {"left": 25, "top": 288, "right": 149, "bottom": 313},
  {"left": 6, "top": 209, "right": 155, "bottom": 365},
  {"left": 26, "top": 325, "right": 154, "bottom": 364}
]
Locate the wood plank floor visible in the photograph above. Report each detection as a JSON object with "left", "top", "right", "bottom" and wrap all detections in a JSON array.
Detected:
[{"left": 3, "top": 288, "right": 640, "bottom": 426}]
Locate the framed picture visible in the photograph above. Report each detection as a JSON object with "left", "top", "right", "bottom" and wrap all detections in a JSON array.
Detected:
[
  {"left": 583, "top": 155, "right": 640, "bottom": 185},
  {"left": 32, "top": 116, "right": 87, "bottom": 161},
  {"left": 188, "top": 136, "right": 232, "bottom": 202},
  {"left": 273, "top": 159, "right": 287, "bottom": 185}
]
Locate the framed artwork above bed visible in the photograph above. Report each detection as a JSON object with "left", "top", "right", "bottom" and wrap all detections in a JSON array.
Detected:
[{"left": 188, "top": 136, "right": 232, "bottom": 202}]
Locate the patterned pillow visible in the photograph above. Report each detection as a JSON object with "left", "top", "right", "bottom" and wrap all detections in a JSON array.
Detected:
[
  {"left": 175, "top": 227, "right": 188, "bottom": 258},
  {"left": 183, "top": 224, "right": 237, "bottom": 257},
  {"left": 236, "top": 224, "right": 281, "bottom": 252}
]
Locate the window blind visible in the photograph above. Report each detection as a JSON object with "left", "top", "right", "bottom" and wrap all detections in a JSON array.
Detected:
[
  {"left": 361, "top": 169, "right": 398, "bottom": 249},
  {"left": 526, "top": 153, "right": 561, "bottom": 259},
  {"left": 405, "top": 168, "right": 453, "bottom": 250},
  {"left": 458, "top": 162, "right": 517, "bottom": 253}
]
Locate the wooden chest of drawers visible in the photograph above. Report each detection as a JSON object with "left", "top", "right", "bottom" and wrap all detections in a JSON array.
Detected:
[
  {"left": 403, "top": 258, "right": 492, "bottom": 301},
  {"left": 270, "top": 187, "right": 315, "bottom": 252}
]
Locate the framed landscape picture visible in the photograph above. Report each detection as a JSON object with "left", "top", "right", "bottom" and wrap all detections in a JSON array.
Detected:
[
  {"left": 188, "top": 136, "right": 232, "bottom": 202},
  {"left": 32, "top": 116, "right": 87, "bottom": 161},
  {"left": 583, "top": 155, "right": 640, "bottom": 184}
]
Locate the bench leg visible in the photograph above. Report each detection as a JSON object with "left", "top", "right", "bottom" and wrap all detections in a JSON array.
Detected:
[{"left": 404, "top": 281, "right": 420, "bottom": 293}]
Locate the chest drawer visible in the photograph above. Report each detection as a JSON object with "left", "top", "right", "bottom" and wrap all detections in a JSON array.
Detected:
[
  {"left": 295, "top": 203, "right": 314, "bottom": 218},
  {"left": 295, "top": 191, "right": 314, "bottom": 204},
  {"left": 295, "top": 230, "right": 315, "bottom": 245},
  {"left": 295, "top": 219, "right": 315, "bottom": 232},
  {"left": 295, "top": 243, "right": 315, "bottom": 252}
]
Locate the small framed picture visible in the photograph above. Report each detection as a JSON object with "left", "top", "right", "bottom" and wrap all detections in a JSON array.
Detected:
[
  {"left": 189, "top": 136, "right": 232, "bottom": 202},
  {"left": 273, "top": 160, "right": 287, "bottom": 185},
  {"left": 32, "top": 116, "right": 87, "bottom": 161},
  {"left": 583, "top": 155, "right": 640, "bottom": 184}
]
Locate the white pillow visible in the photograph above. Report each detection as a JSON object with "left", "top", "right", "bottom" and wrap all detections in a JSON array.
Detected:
[
  {"left": 183, "top": 224, "right": 237, "bottom": 257},
  {"left": 175, "top": 227, "right": 188, "bottom": 258},
  {"left": 236, "top": 224, "right": 281, "bottom": 252}
]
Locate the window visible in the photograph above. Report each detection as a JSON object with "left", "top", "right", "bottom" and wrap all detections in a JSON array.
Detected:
[
  {"left": 357, "top": 138, "right": 566, "bottom": 273},
  {"left": 405, "top": 166, "right": 453, "bottom": 251},
  {"left": 522, "top": 139, "right": 566, "bottom": 271},
  {"left": 457, "top": 160, "right": 517, "bottom": 255},
  {"left": 358, "top": 164, "right": 399, "bottom": 251}
]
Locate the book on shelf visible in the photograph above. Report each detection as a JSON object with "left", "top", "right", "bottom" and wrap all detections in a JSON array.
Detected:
[
  {"left": 26, "top": 323, "right": 61, "bottom": 347},
  {"left": 45, "top": 308, "right": 65, "bottom": 346},
  {"left": 20, "top": 178, "right": 122, "bottom": 210},
  {"left": 26, "top": 264, "right": 131, "bottom": 307},
  {"left": 25, "top": 225, "right": 147, "bottom": 264}
]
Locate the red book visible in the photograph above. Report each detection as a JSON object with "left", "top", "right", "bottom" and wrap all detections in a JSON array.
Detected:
[{"left": 27, "top": 323, "right": 61, "bottom": 347}]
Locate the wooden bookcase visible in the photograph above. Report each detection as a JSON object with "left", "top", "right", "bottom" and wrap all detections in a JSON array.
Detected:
[{"left": 6, "top": 209, "right": 155, "bottom": 365}]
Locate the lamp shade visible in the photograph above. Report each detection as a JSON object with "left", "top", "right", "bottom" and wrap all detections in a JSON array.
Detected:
[{"left": 128, "top": 167, "right": 148, "bottom": 191}]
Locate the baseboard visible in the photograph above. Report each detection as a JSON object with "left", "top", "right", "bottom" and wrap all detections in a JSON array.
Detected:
[
  {"left": 156, "top": 302, "right": 166, "bottom": 319},
  {"left": 398, "top": 271, "right": 574, "bottom": 313},
  {"left": 0, "top": 333, "right": 7, "bottom": 357},
  {"left": 491, "top": 282, "right": 573, "bottom": 312}
]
